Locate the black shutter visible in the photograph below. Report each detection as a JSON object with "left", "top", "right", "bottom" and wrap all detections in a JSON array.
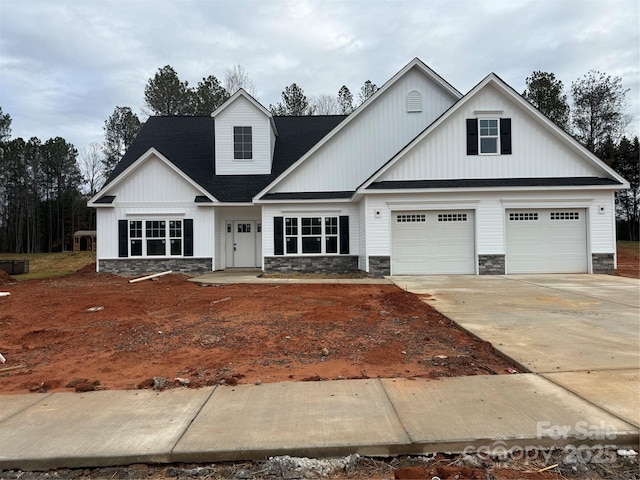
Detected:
[
  {"left": 466, "top": 119, "right": 478, "bottom": 155},
  {"left": 339, "top": 216, "right": 349, "bottom": 254},
  {"left": 184, "top": 219, "right": 193, "bottom": 256},
  {"left": 500, "top": 118, "right": 512, "bottom": 155},
  {"left": 118, "top": 220, "right": 128, "bottom": 257},
  {"left": 274, "top": 217, "right": 284, "bottom": 255}
]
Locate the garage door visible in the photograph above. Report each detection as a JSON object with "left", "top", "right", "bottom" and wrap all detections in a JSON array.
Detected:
[
  {"left": 506, "top": 209, "right": 587, "bottom": 274},
  {"left": 391, "top": 210, "right": 475, "bottom": 274}
]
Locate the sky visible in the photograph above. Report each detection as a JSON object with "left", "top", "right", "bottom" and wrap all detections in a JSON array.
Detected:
[{"left": 1, "top": 0, "right": 639, "bottom": 155}]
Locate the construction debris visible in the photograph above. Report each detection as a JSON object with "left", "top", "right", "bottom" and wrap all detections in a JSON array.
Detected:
[
  {"left": 0, "top": 365, "right": 26, "bottom": 373},
  {"left": 128, "top": 270, "right": 172, "bottom": 284},
  {"left": 0, "top": 353, "right": 5, "bottom": 363},
  {"left": 0, "top": 292, "right": 10, "bottom": 297},
  {"left": 211, "top": 297, "right": 231, "bottom": 304}
]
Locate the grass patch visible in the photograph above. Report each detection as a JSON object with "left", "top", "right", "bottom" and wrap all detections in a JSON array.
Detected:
[
  {"left": 617, "top": 240, "right": 639, "bottom": 257},
  {"left": 0, "top": 251, "right": 96, "bottom": 280}
]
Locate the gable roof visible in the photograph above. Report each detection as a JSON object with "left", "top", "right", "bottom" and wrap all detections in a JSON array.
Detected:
[
  {"left": 213, "top": 88, "right": 278, "bottom": 135},
  {"left": 97, "top": 114, "right": 346, "bottom": 203},
  {"left": 254, "top": 58, "right": 463, "bottom": 201},
  {"left": 357, "top": 73, "right": 629, "bottom": 192}
]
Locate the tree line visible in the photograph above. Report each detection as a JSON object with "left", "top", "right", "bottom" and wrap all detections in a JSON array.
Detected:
[{"left": 0, "top": 65, "right": 637, "bottom": 253}]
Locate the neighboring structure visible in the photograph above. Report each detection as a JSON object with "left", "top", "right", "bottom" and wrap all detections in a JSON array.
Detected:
[
  {"left": 88, "top": 58, "right": 628, "bottom": 277},
  {"left": 73, "top": 230, "right": 96, "bottom": 252}
]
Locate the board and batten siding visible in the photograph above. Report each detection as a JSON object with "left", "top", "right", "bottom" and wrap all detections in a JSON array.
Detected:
[
  {"left": 215, "top": 96, "right": 274, "bottom": 175},
  {"left": 261, "top": 203, "right": 360, "bottom": 257},
  {"left": 362, "top": 190, "right": 616, "bottom": 270},
  {"left": 378, "top": 84, "right": 598, "bottom": 182},
  {"left": 270, "top": 69, "right": 458, "bottom": 193},
  {"left": 95, "top": 154, "right": 215, "bottom": 261}
]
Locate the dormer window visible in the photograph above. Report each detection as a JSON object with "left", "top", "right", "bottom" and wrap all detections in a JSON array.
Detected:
[{"left": 233, "top": 126, "right": 252, "bottom": 160}]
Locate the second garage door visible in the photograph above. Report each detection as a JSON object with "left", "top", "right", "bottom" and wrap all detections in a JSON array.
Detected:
[
  {"left": 391, "top": 210, "right": 475, "bottom": 275},
  {"left": 505, "top": 208, "right": 587, "bottom": 274}
]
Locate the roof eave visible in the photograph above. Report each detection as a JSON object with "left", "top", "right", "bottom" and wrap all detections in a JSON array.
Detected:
[{"left": 360, "top": 183, "right": 628, "bottom": 195}]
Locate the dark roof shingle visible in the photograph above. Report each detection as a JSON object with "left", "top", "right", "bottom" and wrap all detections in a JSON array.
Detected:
[{"left": 106, "top": 115, "right": 346, "bottom": 203}]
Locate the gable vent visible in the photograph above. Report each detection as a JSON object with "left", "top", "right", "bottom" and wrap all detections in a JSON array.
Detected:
[{"left": 407, "top": 90, "right": 422, "bottom": 112}]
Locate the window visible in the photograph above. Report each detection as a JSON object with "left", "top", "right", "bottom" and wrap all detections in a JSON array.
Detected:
[
  {"left": 130, "top": 221, "right": 142, "bottom": 256},
  {"left": 438, "top": 213, "right": 467, "bottom": 222},
  {"left": 551, "top": 212, "right": 580, "bottom": 220},
  {"left": 396, "top": 214, "right": 426, "bottom": 223},
  {"left": 169, "top": 220, "right": 182, "bottom": 255},
  {"left": 466, "top": 118, "right": 512, "bottom": 155},
  {"left": 146, "top": 220, "right": 166, "bottom": 256},
  {"left": 479, "top": 119, "right": 499, "bottom": 154},
  {"left": 284, "top": 216, "right": 339, "bottom": 254},
  {"left": 509, "top": 212, "right": 538, "bottom": 221},
  {"left": 127, "top": 219, "right": 183, "bottom": 256},
  {"left": 285, "top": 218, "right": 298, "bottom": 254},
  {"left": 325, "top": 217, "right": 338, "bottom": 253},
  {"left": 233, "top": 126, "right": 252, "bottom": 160}
]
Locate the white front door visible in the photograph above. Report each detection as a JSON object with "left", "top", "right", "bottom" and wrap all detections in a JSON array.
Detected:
[{"left": 232, "top": 221, "right": 256, "bottom": 268}]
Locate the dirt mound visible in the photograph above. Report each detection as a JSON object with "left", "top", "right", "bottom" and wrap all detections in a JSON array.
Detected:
[
  {"left": 0, "top": 269, "right": 15, "bottom": 286},
  {"left": 74, "top": 262, "right": 98, "bottom": 276}
]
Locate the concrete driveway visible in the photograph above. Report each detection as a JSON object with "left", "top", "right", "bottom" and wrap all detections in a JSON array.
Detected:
[{"left": 389, "top": 274, "right": 640, "bottom": 427}]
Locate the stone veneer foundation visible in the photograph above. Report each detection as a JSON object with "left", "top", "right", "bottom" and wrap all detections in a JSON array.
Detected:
[
  {"left": 99, "top": 258, "right": 212, "bottom": 276},
  {"left": 478, "top": 254, "right": 505, "bottom": 275},
  {"left": 264, "top": 256, "right": 359, "bottom": 274},
  {"left": 592, "top": 253, "right": 615, "bottom": 273},
  {"left": 368, "top": 256, "right": 391, "bottom": 278}
]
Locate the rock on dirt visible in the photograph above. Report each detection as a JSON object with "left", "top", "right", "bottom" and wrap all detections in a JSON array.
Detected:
[{"left": 263, "top": 454, "right": 361, "bottom": 479}]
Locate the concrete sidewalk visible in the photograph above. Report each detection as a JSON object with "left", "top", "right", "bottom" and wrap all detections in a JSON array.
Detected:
[
  {"left": 1, "top": 273, "right": 638, "bottom": 471},
  {"left": 0, "top": 375, "right": 637, "bottom": 470}
]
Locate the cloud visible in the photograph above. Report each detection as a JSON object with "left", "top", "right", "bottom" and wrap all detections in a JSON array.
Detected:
[{"left": 0, "top": 0, "right": 637, "bottom": 151}]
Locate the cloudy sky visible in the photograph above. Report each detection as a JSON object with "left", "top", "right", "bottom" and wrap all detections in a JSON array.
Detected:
[{"left": 1, "top": 0, "right": 638, "bottom": 154}]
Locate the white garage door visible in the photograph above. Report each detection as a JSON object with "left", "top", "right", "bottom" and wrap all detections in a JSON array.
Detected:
[
  {"left": 391, "top": 210, "right": 475, "bottom": 275},
  {"left": 506, "top": 209, "right": 587, "bottom": 274}
]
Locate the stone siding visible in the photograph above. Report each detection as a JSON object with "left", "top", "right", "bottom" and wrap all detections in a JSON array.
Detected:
[
  {"left": 264, "top": 256, "right": 359, "bottom": 274},
  {"left": 99, "top": 258, "right": 212, "bottom": 276},
  {"left": 368, "top": 256, "right": 391, "bottom": 278},
  {"left": 478, "top": 254, "right": 505, "bottom": 275},
  {"left": 592, "top": 253, "right": 615, "bottom": 273}
]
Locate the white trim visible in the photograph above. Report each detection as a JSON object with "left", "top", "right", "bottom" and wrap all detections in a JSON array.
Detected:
[
  {"left": 253, "top": 58, "right": 462, "bottom": 202},
  {"left": 256, "top": 197, "right": 354, "bottom": 204},
  {"left": 501, "top": 198, "right": 594, "bottom": 208},
  {"left": 363, "top": 184, "right": 624, "bottom": 196},
  {"left": 387, "top": 200, "right": 479, "bottom": 210},
  {"left": 281, "top": 208, "right": 343, "bottom": 214}
]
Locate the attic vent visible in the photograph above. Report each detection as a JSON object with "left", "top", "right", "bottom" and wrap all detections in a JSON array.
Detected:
[{"left": 407, "top": 90, "right": 422, "bottom": 112}]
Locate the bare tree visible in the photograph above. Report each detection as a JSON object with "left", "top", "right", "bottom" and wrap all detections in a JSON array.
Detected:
[
  {"left": 225, "top": 64, "right": 257, "bottom": 97},
  {"left": 311, "top": 94, "right": 339, "bottom": 115},
  {"left": 79, "top": 142, "right": 105, "bottom": 196}
]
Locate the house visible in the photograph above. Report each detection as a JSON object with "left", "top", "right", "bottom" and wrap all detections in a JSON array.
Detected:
[{"left": 88, "top": 58, "right": 628, "bottom": 277}]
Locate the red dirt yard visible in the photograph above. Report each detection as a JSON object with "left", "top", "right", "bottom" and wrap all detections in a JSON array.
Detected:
[{"left": 0, "top": 266, "right": 513, "bottom": 394}]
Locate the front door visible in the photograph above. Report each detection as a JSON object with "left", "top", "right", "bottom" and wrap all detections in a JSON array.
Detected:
[{"left": 233, "top": 221, "right": 256, "bottom": 268}]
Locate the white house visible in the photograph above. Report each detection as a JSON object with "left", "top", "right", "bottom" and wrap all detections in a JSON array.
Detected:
[{"left": 88, "top": 58, "right": 628, "bottom": 276}]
